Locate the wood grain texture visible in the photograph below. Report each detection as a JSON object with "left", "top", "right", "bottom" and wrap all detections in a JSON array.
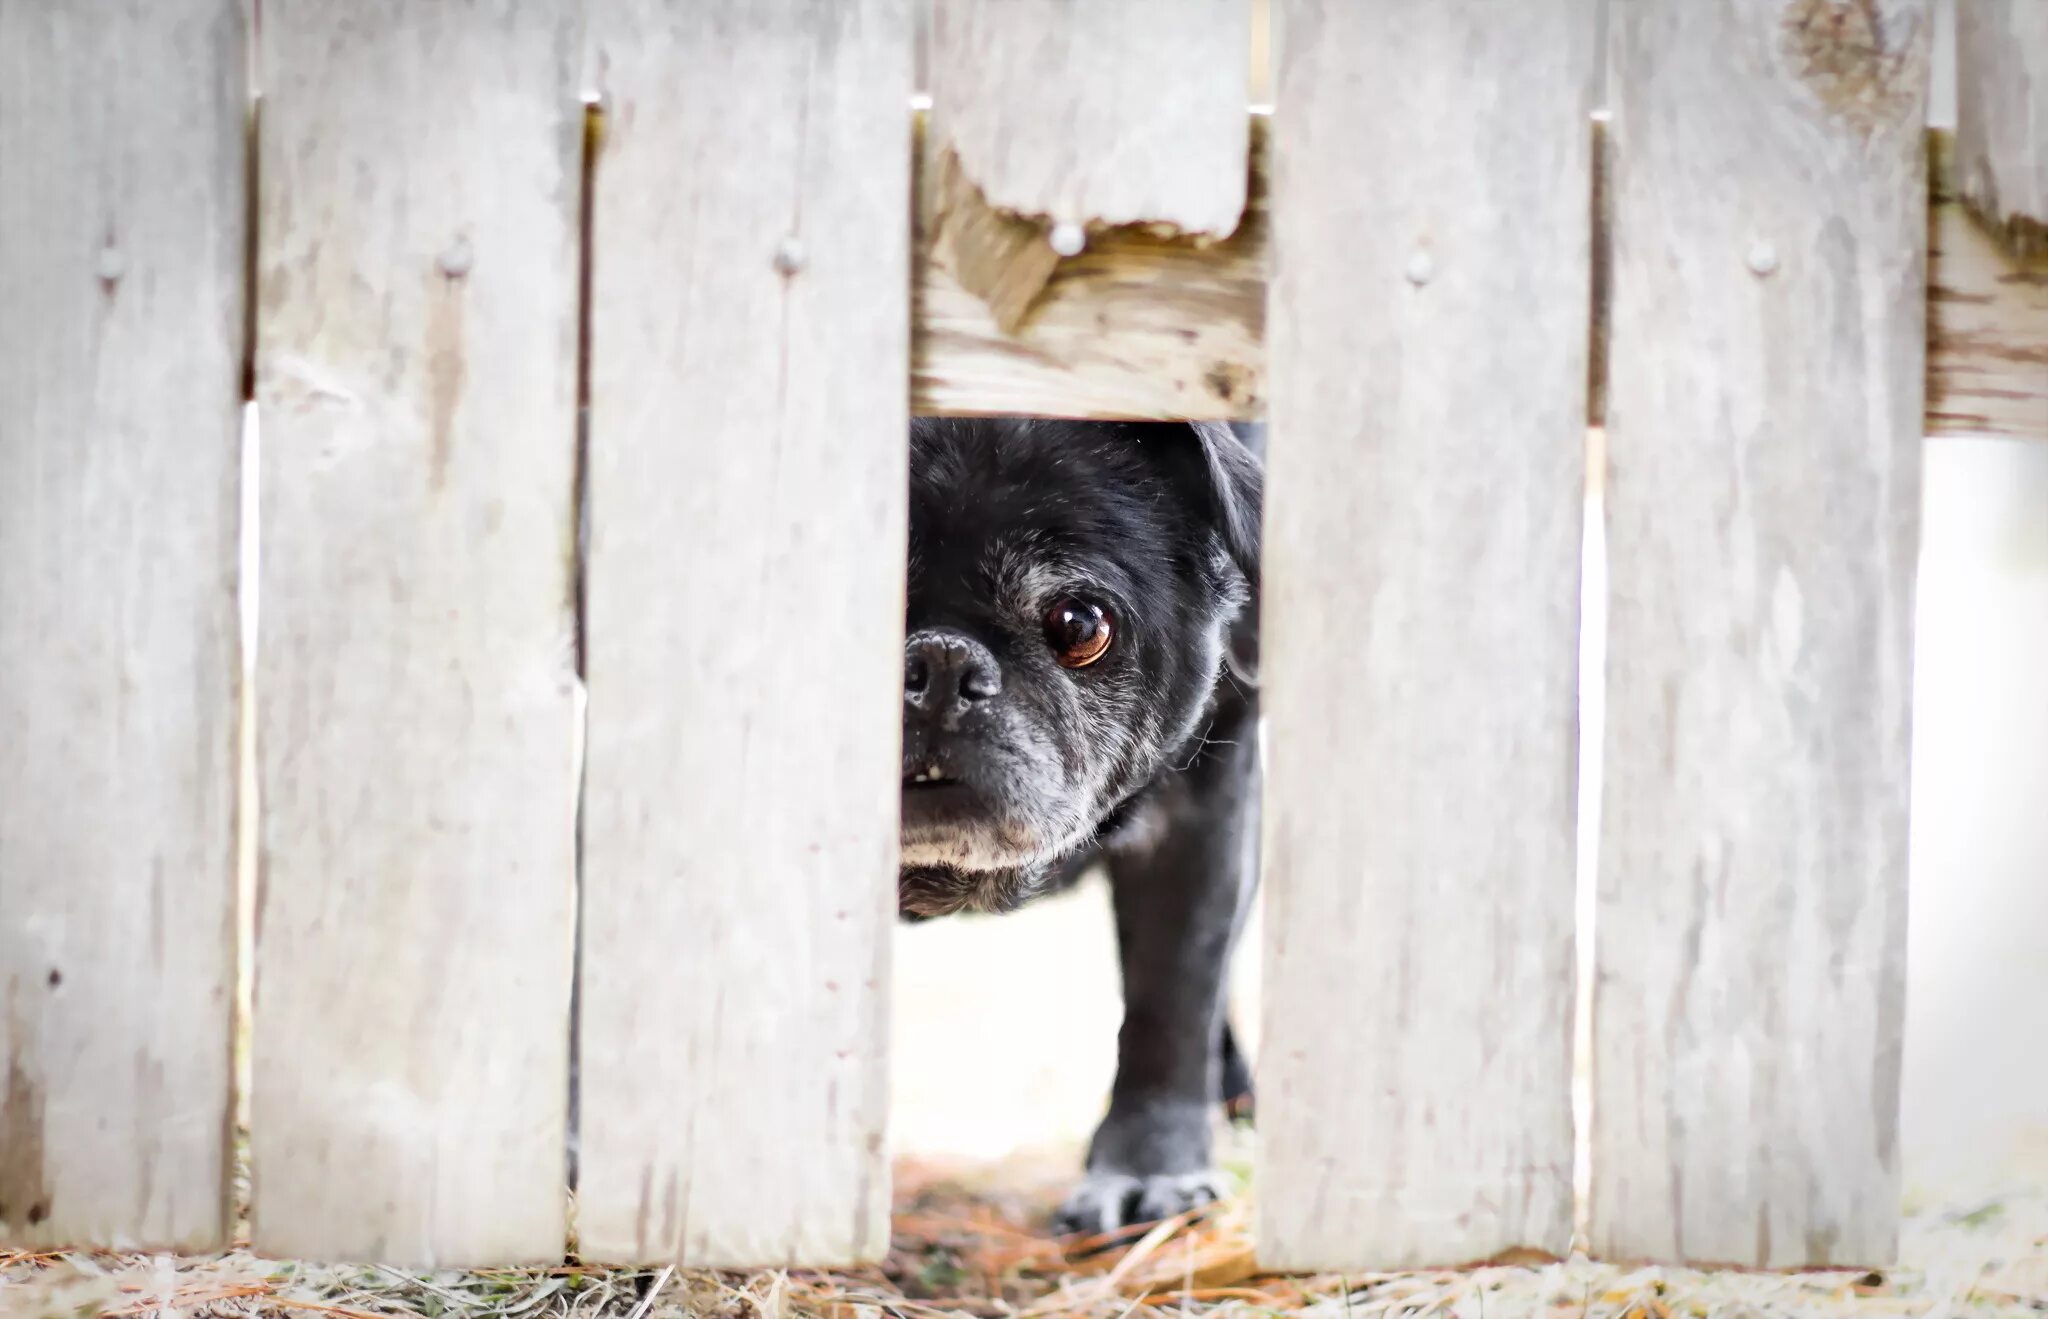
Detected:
[
  {"left": 929, "top": 0, "right": 1250, "bottom": 237},
  {"left": 926, "top": 145, "right": 1064, "bottom": 334},
  {"left": 913, "top": 120, "right": 2037, "bottom": 437},
  {"left": 1255, "top": 0, "right": 1592, "bottom": 1271},
  {"left": 0, "top": 0, "right": 243, "bottom": 1253},
  {"left": 1954, "top": 0, "right": 2047, "bottom": 256},
  {"left": 251, "top": 2, "right": 581, "bottom": 1266},
  {"left": 1929, "top": 132, "right": 2048, "bottom": 441},
  {"left": 913, "top": 113, "right": 1267, "bottom": 420},
  {"left": 1593, "top": 0, "right": 1927, "bottom": 1268},
  {"left": 578, "top": 0, "right": 907, "bottom": 1269}
]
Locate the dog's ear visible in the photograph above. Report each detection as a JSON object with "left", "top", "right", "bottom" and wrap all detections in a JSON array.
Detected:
[
  {"left": 1126, "top": 420, "right": 1263, "bottom": 685},
  {"left": 1125, "top": 420, "right": 1263, "bottom": 585},
  {"left": 1188, "top": 420, "right": 1264, "bottom": 586}
]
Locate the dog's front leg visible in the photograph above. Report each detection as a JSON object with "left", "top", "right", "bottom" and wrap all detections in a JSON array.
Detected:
[{"left": 1056, "top": 734, "right": 1258, "bottom": 1235}]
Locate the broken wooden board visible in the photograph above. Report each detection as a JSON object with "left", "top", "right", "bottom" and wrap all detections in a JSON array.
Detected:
[{"left": 925, "top": 0, "right": 1250, "bottom": 327}]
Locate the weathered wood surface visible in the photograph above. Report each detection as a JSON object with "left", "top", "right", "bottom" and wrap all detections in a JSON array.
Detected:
[
  {"left": 929, "top": 0, "right": 1249, "bottom": 236},
  {"left": 0, "top": 0, "right": 244, "bottom": 1252},
  {"left": 578, "top": 0, "right": 906, "bottom": 1268},
  {"left": 925, "top": 0, "right": 1249, "bottom": 329},
  {"left": 914, "top": 115, "right": 1267, "bottom": 419},
  {"left": 1593, "top": 0, "right": 1927, "bottom": 1268},
  {"left": 1929, "top": 133, "right": 2048, "bottom": 440},
  {"left": 913, "top": 123, "right": 2044, "bottom": 439},
  {"left": 1256, "top": 0, "right": 1593, "bottom": 1271},
  {"left": 251, "top": 3, "right": 581, "bottom": 1266},
  {"left": 1954, "top": 0, "right": 2048, "bottom": 256}
]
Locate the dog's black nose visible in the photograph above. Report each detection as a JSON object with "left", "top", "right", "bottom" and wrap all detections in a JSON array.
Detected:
[{"left": 904, "top": 631, "right": 1001, "bottom": 708}]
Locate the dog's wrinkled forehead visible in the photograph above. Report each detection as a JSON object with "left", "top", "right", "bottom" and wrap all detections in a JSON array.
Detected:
[{"left": 907, "top": 418, "right": 1194, "bottom": 620}]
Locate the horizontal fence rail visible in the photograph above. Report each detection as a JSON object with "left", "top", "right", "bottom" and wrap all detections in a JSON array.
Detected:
[{"left": 913, "top": 117, "right": 2047, "bottom": 437}]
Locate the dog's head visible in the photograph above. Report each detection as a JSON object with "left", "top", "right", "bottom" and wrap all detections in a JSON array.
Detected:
[{"left": 898, "top": 418, "right": 1262, "bottom": 918}]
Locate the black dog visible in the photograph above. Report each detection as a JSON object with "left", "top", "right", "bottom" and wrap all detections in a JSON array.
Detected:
[{"left": 899, "top": 417, "right": 1263, "bottom": 1235}]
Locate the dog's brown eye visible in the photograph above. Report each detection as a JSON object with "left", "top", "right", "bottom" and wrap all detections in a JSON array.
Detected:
[{"left": 1044, "top": 598, "right": 1113, "bottom": 669}]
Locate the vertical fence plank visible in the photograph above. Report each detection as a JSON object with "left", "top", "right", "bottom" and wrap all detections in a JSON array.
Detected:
[
  {"left": 0, "top": 1, "right": 244, "bottom": 1251},
  {"left": 578, "top": 0, "right": 909, "bottom": 1268},
  {"left": 1593, "top": 0, "right": 1927, "bottom": 1268},
  {"left": 925, "top": 0, "right": 1248, "bottom": 331},
  {"left": 251, "top": 2, "right": 581, "bottom": 1265},
  {"left": 1955, "top": 0, "right": 2048, "bottom": 255},
  {"left": 1257, "top": 0, "right": 1593, "bottom": 1271},
  {"left": 930, "top": 0, "right": 1249, "bottom": 235}
]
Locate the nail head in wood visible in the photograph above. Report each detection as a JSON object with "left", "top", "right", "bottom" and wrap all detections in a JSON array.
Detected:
[
  {"left": 437, "top": 236, "right": 474, "bottom": 279},
  {"left": 774, "top": 235, "right": 807, "bottom": 276}
]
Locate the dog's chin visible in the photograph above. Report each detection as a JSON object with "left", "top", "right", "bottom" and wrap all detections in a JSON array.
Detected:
[
  {"left": 899, "top": 775, "right": 1069, "bottom": 868},
  {"left": 898, "top": 783, "right": 1081, "bottom": 918},
  {"left": 896, "top": 867, "right": 1032, "bottom": 920}
]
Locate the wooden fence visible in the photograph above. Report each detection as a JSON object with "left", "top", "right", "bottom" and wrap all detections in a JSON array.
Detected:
[{"left": 4, "top": 0, "right": 2045, "bottom": 1275}]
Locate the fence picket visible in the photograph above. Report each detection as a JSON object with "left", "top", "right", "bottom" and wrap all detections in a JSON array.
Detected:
[
  {"left": 250, "top": 1, "right": 581, "bottom": 1265},
  {"left": 931, "top": 0, "right": 1247, "bottom": 237},
  {"left": 576, "top": 0, "right": 909, "bottom": 1268},
  {"left": 1592, "top": 0, "right": 1928, "bottom": 1267},
  {"left": 1256, "top": 0, "right": 1595, "bottom": 1271},
  {"left": 0, "top": 0, "right": 245, "bottom": 1252}
]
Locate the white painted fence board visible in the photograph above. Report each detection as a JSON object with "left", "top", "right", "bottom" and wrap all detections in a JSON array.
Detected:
[
  {"left": 1593, "top": 0, "right": 1927, "bottom": 1268},
  {"left": 578, "top": 0, "right": 908, "bottom": 1268},
  {"left": 1955, "top": 0, "right": 2048, "bottom": 254},
  {"left": 0, "top": 0, "right": 244, "bottom": 1252},
  {"left": 251, "top": 2, "right": 581, "bottom": 1266},
  {"left": 929, "top": 0, "right": 1250, "bottom": 237},
  {"left": 1256, "top": 0, "right": 1593, "bottom": 1271}
]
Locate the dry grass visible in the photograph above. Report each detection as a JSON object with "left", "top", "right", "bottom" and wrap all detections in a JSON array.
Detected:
[{"left": 5, "top": 1146, "right": 2045, "bottom": 1319}]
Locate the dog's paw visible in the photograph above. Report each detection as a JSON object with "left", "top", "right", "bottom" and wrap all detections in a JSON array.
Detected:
[{"left": 1052, "top": 1169, "right": 1231, "bottom": 1239}]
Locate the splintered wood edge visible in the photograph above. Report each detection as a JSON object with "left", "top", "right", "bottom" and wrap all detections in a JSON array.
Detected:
[
  {"left": 913, "top": 120, "right": 2046, "bottom": 441},
  {"left": 928, "top": 142, "right": 1063, "bottom": 335}
]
